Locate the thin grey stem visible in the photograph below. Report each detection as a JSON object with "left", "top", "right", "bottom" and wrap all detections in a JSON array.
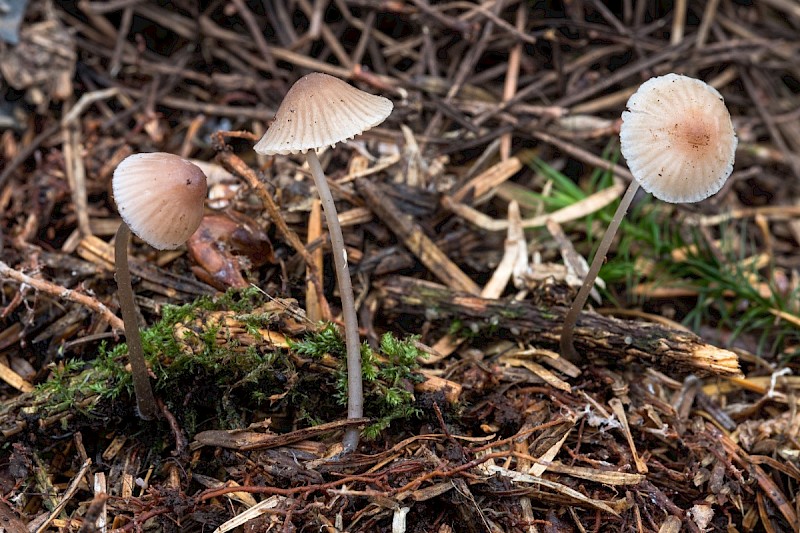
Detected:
[
  {"left": 115, "top": 223, "right": 159, "bottom": 420},
  {"left": 560, "top": 180, "right": 641, "bottom": 361},
  {"left": 306, "top": 150, "right": 363, "bottom": 452}
]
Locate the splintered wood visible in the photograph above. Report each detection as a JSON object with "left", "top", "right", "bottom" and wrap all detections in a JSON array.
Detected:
[{"left": 379, "top": 276, "right": 742, "bottom": 378}]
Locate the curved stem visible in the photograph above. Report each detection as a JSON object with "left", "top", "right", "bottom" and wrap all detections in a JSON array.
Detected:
[
  {"left": 115, "top": 223, "right": 159, "bottom": 420},
  {"left": 560, "top": 180, "right": 641, "bottom": 361},
  {"left": 306, "top": 151, "right": 363, "bottom": 452}
]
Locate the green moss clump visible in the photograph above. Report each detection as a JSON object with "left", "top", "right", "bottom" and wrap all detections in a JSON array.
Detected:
[
  {"left": 34, "top": 287, "right": 426, "bottom": 442},
  {"left": 290, "top": 327, "right": 425, "bottom": 439}
]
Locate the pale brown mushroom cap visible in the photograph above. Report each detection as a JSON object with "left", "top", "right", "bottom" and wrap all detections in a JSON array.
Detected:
[
  {"left": 254, "top": 72, "right": 393, "bottom": 155},
  {"left": 113, "top": 153, "right": 208, "bottom": 250},
  {"left": 620, "top": 73, "right": 737, "bottom": 203}
]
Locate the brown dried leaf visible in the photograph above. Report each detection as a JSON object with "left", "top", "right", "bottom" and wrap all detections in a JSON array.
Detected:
[{"left": 188, "top": 212, "right": 274, "bottom": 290}]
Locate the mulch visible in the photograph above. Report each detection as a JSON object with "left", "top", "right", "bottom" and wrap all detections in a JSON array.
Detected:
[{"left": 1, "top": 1, "right": 799, "bottom": 531}]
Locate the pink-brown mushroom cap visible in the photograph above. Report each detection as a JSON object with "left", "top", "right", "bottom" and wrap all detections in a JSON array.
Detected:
[
  {"left": 113, "top": 153, "right": 208, "bottom": 250},
  {"left": 254, "top": 72, "right": 393, "bottom": 155},
  {"left": 620, "top": 73, "right": 737, "bottom": 203}
]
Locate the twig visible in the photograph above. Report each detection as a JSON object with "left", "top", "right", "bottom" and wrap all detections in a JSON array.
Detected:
[
  {"left": 306, "top": 200, "right": 326, "bottom": 322},
  {"left": 230, "top": 0, "right": 277, "bottom": 72},
  {"left": 695, "top": 0, "right": 721, "bottom": 49},
  {"left": 158, "top": 399, "right": 188, "bottom": 457},
  {"left": 0, "top": 260, "right": 124, "bottom": 331},
  {"left": 356, "top": 177, "right": 479, "bottom": 295},
  {"left": 34, "top": 459, "right": 92, "bottom": 533},
  {"left": 500, "top": 5, "right": 525, "bottom": 160},
  {"left": 712, "top": 423, "right": 799, "bottom": 528},
  {"left": 194, "top": 417, "right": 369, "bottom": 452},
  {"left": 0, "top": 123, "right": 60, "bottom": 190},
  {"left": 530, "top": 130, "right": 633, "bottom": 182},
  {"left": 443, "top": 179, "right": 624, "bottom": 232},
  {"left": 670, "top": 0, "right": 688, "bottom": 45}
]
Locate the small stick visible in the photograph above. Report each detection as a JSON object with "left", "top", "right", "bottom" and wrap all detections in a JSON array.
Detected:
[
  {"left": 62, "top": 126, "right": 91, "bottom": 237},
  {"left": 158, "top": 398, "right": 188, "bottom": 456},
  {"left": 0, "top": 260, "right": 124, "bottom": 331},
  {"left": 695, "top": 0, "right": 721, "bottom": 49},
  {"left": 78, "top": 490, "right": 108, "bottom": 533},
  {"left": 530, "top": 131, "right": 634, "bottom": 182},
  {"left": 194, "top": 417, "right": 369, "bottom": 452},
  {"left": 179, "top": 115, "right": 206, "bottom": 158},
  {"left": 230, "top": 0, "right": 277, "bottom": 72},
  {"left": 0, "top": 362, "right": 33, "bottom": 393},
  {"left": 670, "top": 0, "right": 688, "bottom": 45},
  {"left": 356, "top": 177, "right": 479, "bottom": 295},
  {"left": 61, "top": 88, "right": 120, "bottom": 239},
  {"left": 608, "top": 398, "right": 648, "bottom": 474},
  {"left": 500, "top": 5, "right": 525, "bottom": 160},
  {"left": 109, "top": 6, "right": 133, "bottom": 76},
  {"left": 306, "top": 199, "right": 325, "bottom": 322},
  {"left": 297, "top": 0, "right": 353, "bottom": 68},
  {"left": 34, "top": 459, "right": 92, "bottom": 533},
  {"left": 0, "top": 123, "right": 60, "bottom": 190}
]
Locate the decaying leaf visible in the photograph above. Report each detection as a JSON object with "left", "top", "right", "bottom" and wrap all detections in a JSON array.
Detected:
[{"left": 188, "top": 212, "right": 275, "bottom": 290}]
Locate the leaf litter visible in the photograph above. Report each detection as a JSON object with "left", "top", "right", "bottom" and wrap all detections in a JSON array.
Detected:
[{"left": 0, "top": 1, "right": 799, "bottom": 531}]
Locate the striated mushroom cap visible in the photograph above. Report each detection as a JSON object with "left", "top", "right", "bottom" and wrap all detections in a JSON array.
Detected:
[
  {"left": 254, "top": 72, "right": 393, "bottom": 155},
  {"left": 620, "top": 73, "right": 737, "bottom": 203},
  {"left": 113, "top": 153, "right": 208, "bottom": 250}
]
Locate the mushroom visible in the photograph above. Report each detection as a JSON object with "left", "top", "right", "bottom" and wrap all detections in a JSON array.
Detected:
[
  {"left": 113, "top": 152, "right": 208, "bottom": 419},
  {"left": 254, "top": 72, "right": 392, "bottom": 451},
  {"left": 560, "top": 73, "right": 737, "bottom": 361}
]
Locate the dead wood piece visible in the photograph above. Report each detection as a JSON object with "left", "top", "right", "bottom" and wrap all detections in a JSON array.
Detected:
[
  {"left": 377, "top": 276, "right": 742, "bottom": 378},
  {"left": 76, "top": 234, "right": 212, "bottom": 297},
  {"left": 32, "top": 458, "right": 92, "bottom": 533},
  {"left": 356, "top": 177, "right": 479, "bottom": 295},
  {"left": 0, "top": 361, "right": 34, "bottom": 393},
  {"left": 449, "top": 155, "right": 524, "bottom": 204},
  {"left": 0, "top": 259, "right": 124, "bottom": 332},
  {"left": 305, "top": 199, "right": 326, "bottom": 322},
  {"left": 193, "top": 417, "right": 369, "bottom": 452},
  {"left": 77, "top": 492, "right": 109, "bottom": 533},
  {"left": 416, "top": 373, "right": 462, "bottom": 403}
]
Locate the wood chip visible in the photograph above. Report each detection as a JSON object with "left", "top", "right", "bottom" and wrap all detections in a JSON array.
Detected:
[
  {"left": 501, "top": 357, "right": 572, "bottom": 392},
  {"left": 212, "top": 496, "right": 283, "bottom": 533},
  {"left": 0, "top": 362, "right": 34, "bottom": 393},
  {"left": 608, "top": 398, "right": 648, "bottom": 474},
  {"left": 545, "top": 462, "right": 646, "bottom": 486},
  {"left": 450, "top": 156, "right": 523, "bottom": 203},
  {"left": 483, "top": 464, "right": 622, "bottom": 516}
]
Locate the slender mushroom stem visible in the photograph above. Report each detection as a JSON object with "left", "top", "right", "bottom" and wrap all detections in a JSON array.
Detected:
[
  {"left": 306, "top": 150, "right": 363, "bottom": 452},
  {"left": 560, "top": 180, "right": 641, "bottom": 361},
  {"left": 115, "top": 223, "right": 159, "bottom": 420}
]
